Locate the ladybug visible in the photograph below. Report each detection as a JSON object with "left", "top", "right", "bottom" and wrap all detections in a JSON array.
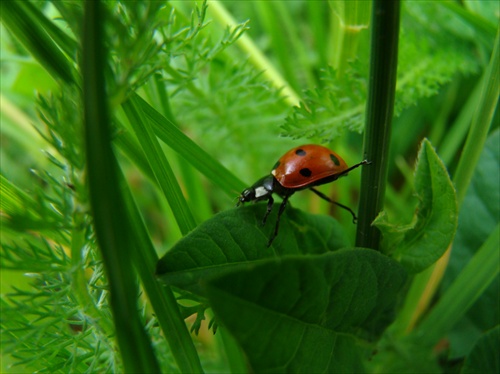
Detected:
[{"left": 237, "top": 144, "right": 370, "bottom": 246}]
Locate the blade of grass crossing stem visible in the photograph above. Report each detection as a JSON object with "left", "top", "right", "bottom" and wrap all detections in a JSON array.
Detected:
[
  {"left": 129, "top": 93, "right": 245, "bottom": 195},
  {"left": 19, "top": 0, "right": 78, "bottom": 57},
  {"left": 122, "top": 99, "right": 197, "bottom": 235},
  {"left": 114, "top": 124, "right": 156, "bottom": 182},
  {"left": 355, "top": 0, "right": 401, "bottom": 250},
  {"left": 396, "top": 28, "right": 500, "bottom": 336},
  {"left": 1, "top": 0, "right": 75, "bottom": 84},
  {"left": 146, "top": 76, "right": 213, "bottom": 223},
  {"left": 118, "top": 167, "right": 204, "bottom": 373},
  {"left": 82, "top": 2, "right": 160, "bottom": 372}
]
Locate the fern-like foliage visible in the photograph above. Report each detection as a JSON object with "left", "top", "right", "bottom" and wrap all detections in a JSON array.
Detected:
[
  {"left": 157, "top": 3, "right": 290, "bottom": 175},
  {"left": 1, "top": 239, "right": 118, "bottom": 373},
  {"left": 0, "top": 2, "right": 222, "bottom": 371},
  {"left": 281, "top": 1, "right": 480, "bottom": 143},
  {"left": 282, "top": 64, "right": 367, "bottom": 142},
  {"left": 1, "top": 81, "right": 118, "bottom": 371},
  {"left": 2, "top": 0, "right": 260, "bottom": 370},
  {"left": 395, "top": 2, "right": 481, "bottom": 113}
]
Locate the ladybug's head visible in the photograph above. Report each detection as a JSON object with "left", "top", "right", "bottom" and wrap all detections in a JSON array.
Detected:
[
  {"left": 237, "top": 187, "right": 256, "bottom": 206},
  {"left": 236, "top": 175, "right": 275, "bottom": 207}
]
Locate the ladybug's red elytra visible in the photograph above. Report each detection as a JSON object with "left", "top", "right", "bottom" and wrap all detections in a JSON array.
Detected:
[{"left": 237, "top": 144, "right": 370, "bottom": 246}]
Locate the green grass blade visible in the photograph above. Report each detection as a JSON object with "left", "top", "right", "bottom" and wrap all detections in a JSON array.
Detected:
[
  {"left": 255, "top": 2, "right": 313, "bottom": 90},
  {"left": 356, "top": 0, "right": 401, "bottom": 250},
  {"left": 145, "top": 75, "right": 213, "bottom": 223},
  {"left": 307, "top": 2, "right": 328, "bottom": 67},
  {"left": 453, "top": 29, "right": 499, "bottom": 206},
  {"left": 122, "top": 98, "right": 197, "bottom": 235},
  {"left": 129, "top": 93, "right": 245, "bottom": 196},
  {"left": 1, "top": 0, "right": 75, "bottom": 84},
  {"left": 441, "top": 0, "right": 497, "bottom": 41},
  {"left": 114, "top": 123, "right": 156, "bottom": 182},
  {"left": 439, "top": 80, "right": 482, "bottom": 165},
  {"left": 0, "top": 175, "right": 40, "bottom": 220},
  {"left": 329, "top": 0, "right": 371, "bottom": 73},
  {"left": 274, "top": 2, "right": 316, "bottom": 87},
  {"left": 118, "top": 168, "right": 204, "bottom": 373},
  {"left": 82, "top": 2, "right": 160, "bottom": 372},
  {"left": 19, "top": 0, "right": 78, "bottom": 57}
]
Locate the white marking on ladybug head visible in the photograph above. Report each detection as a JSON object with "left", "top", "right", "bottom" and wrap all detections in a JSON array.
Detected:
[
  {"left": 254, "top": 186, "right": 268, "bottom": 198},
  {"left": 271, "top": 169, "right": 277, "bottom": 176}
]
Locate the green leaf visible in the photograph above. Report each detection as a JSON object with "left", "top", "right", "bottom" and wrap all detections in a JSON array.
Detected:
[
  {"left": 374, "top": 138, "right": 458, "bottom": 273},
  {"left": 156, "top": 205, "right": 351, "bottom": 293},
  {"left": 364, "top": 335, "right": 441, "bottom": 374},
  {"left": 461, "top": 325, "right": 500, "bottom": 374},
  {"left": 205, "top": 249, "right": 407, "bottom": 373}
]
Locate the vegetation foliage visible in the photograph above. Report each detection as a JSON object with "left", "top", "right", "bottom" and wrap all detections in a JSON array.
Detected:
[{"left": 1, "top": 0, "right": 498, "bottom": 373}]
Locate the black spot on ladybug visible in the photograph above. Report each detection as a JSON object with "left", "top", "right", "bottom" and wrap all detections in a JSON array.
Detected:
[
  {"left": 330, "top": 154, "right": 340, "bottom": 166},
  {"left": 299, "top": 168, "right": 312, "bottom": 177},
  {"left": 272, "top": 160, "right": 280, "bottom": 170},
  {"left": 295, "top": 149, "right": 306, "bottom": 156}
]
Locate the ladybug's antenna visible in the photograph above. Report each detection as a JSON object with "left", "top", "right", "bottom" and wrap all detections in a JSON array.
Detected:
[
  {"left": 337, "top": 159, "right": 371, "bottom": 179},
  {"left": 309, "top": 187, "right": 357, "bottom": 223}
]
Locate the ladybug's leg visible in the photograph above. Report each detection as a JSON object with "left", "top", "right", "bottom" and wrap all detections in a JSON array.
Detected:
[
  {"left": 267, "top": 195, "right": 290, "bottom": 247},
  {"left": 261, "top": 196, "right": 274, "bottom": 225},
  {"left": 309, "top": 187, "right": 357, "bottom": 223}
]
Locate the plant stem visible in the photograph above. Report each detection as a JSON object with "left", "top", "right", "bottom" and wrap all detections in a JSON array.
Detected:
[
  {"left": 355, "top": 0, "right": 401, "bottom": 250},
  {"left": 82, "top": 2, "right": 160, "bottom": 372}
]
